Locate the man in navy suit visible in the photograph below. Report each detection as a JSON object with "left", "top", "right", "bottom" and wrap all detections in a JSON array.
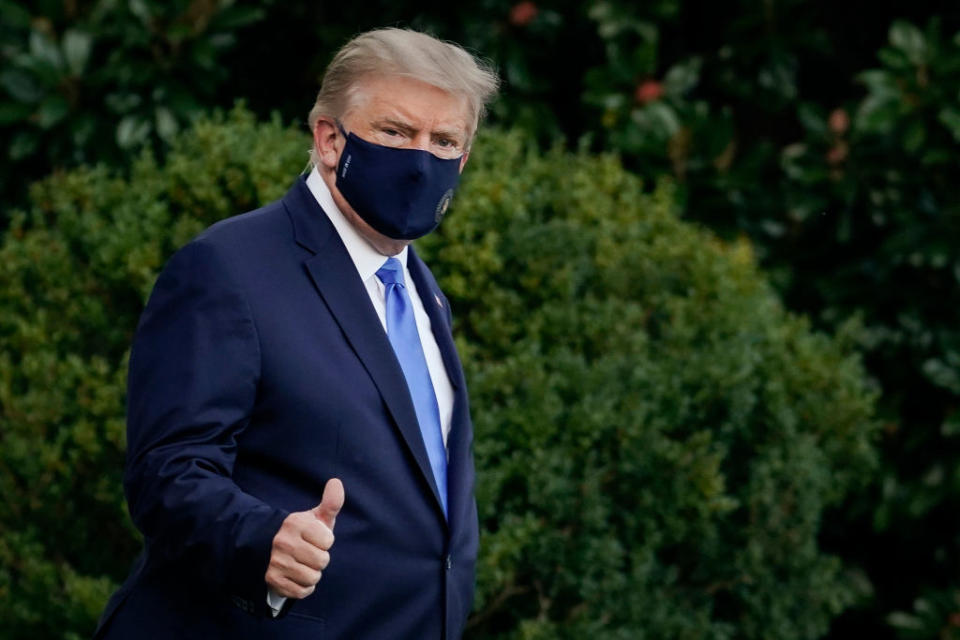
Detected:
[{"left": 95, "top": 28, "right": 499, "bottom": 639}]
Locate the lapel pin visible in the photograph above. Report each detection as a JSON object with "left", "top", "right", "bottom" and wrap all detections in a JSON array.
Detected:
[{"left": 435, "top": 294, "right": 443, "bottom": 308}]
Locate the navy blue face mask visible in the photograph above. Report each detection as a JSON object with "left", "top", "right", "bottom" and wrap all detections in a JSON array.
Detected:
[{"left": 335, "top": 125, "right": 463, "bottom": 240}]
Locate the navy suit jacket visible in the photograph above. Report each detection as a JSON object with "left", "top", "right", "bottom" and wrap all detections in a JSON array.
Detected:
[{"left": 95, "top": 177, "right": 478, "bottom": 639}]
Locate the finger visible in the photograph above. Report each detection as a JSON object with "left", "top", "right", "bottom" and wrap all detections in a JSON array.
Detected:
[
  {"left": 267, "top": 574, "right": 317, "bottom": 600},
  {"left": 292, "top": 543, "right": 330, "bottom": 571},
  {"left": 312, "top": 478, "right": 345, "bottom": 529},
  {"left": 272, "top": 557, "right": 322, "bottom": 589},
  {"left": 301, "top": 519, "right": 334, "bottom": 551}
]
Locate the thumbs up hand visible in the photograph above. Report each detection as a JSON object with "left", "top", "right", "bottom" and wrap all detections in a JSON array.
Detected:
[{"left": 265, "top": 479, "right": 345, "bottom": 599}]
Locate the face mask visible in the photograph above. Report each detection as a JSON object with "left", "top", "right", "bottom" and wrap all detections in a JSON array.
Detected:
[{"left": 335, "top": 125, "right": 462, "bottom": 240}]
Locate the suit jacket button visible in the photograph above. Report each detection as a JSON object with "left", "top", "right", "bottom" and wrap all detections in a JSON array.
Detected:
[{"left": 445, "top": 555, "right": 452, "bottom": 571}]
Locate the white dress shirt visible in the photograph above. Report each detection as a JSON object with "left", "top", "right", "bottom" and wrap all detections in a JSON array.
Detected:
[
  {"left": 304, "top": 168, "right": 454, "bottom": 444},
  {"left": 268, "top": 169, "right": 455, "bottom": 615}
]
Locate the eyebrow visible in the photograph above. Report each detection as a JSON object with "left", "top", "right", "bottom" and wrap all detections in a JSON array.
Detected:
[{"left": 375, "top": 117, "right": 415, "bottom": 134}]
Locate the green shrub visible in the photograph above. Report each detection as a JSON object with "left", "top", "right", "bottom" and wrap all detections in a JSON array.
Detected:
[
  {"left": 0, "top": 106, "right": 305, "bottom": 639},
  {"left": 0, "top": 108, "right": 879, "bottom": 638},
  {"left": 424, "top": 130, "right": 879, "bottom": 639},
  {"left": 774, "top": 19, "right": 960, "bottom": 636},
  {"left": 0, "top": 0, "right": 265, "bottom": 213}
]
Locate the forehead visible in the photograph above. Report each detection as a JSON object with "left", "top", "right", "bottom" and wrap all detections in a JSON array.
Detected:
[{"left": 347, "top": 74, "right": 472, "bottom": 135}]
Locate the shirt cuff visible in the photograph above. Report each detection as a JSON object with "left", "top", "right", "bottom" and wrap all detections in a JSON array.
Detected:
[{"left": 266, "top": 587, "right": 287, "bottom": 617}]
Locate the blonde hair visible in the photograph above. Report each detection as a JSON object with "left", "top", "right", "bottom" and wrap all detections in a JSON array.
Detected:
[{"left": 307, "top": 28, "right": 499, "bottom": 166}]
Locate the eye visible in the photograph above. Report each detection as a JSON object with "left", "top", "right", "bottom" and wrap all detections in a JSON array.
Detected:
[
  {"left": 382, "top": 128, "right": 401, "bottom": 137},
  {"left": 431, "top": 136, "right": 463, "bottom": 159}
]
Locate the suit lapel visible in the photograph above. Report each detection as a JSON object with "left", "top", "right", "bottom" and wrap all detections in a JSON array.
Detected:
[{"left": 282, "top": 179, "right": 447, "bottom": 522}]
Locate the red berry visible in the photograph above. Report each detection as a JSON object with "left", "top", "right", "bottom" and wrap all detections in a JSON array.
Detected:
[
  {"left": 634, "top": 80, "right": 664, "bottom": 105},
  {"left": 828, "top": 108, "right": 849, "bottom": 135},
  {"left": 826, "top": 142, "right": 849, "bottom": 165},
  {"left": 509, "top": 2, "right": 538, "bottom": 26}
]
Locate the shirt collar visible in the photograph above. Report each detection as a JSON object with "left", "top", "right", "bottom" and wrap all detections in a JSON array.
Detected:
[{"left": 305, "top": 167, "right": 408, "bottom": 281}]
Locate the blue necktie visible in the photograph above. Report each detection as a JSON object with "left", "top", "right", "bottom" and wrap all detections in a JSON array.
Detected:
[{"left": 376, "top": 257, "right": 448, "bottom": 517}]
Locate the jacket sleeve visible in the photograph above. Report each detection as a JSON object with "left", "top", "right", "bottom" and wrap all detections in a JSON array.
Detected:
[{"left": 124, "top": 237, "right": 288, "bottom": 616}]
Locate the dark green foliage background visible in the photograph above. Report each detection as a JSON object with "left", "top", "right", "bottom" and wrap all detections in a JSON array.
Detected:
[
  {"left": 0, "top": 108, "right": 306, "bottom": 638},
  {"left": 424, "top": 129, "right": 878, "bottom": 639},
  {"left": 2, "top": 1, "right": 960, "bottom": 637},
  {"left": 0, "top": 111, "right": 879, "bottom": 638}
]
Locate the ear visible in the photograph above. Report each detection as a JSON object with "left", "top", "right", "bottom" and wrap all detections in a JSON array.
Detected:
[
  {"left": 458, "top": 150, "right": 470, "bottom": 174},
  {"left": 313, "top": 118, "right": 341, "bottom": 170}
]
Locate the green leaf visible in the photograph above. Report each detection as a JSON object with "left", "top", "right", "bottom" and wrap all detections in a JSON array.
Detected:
[
  {"left": 855, "top": 93, "right": 897, "bottom": 135},
  {"left": 0, "top": 69, "right": 44, "bottom": 103},
  {"left": 71, "top": 113, "right": 97, "bottom": 148},
  {"left": 210, "top": 5, "right": 266, "bottom": 31},
  {"left": 154, "top": 106, "right": 178, "bottom": 141},
  {"left": 662, "top": 58, "right": 701, "bottom": 96},
  {"left": 37, "top": 94, "right": 69, "bottom": 128},
  {"left": 640, "top": 101, "right": 680, "bottom": 136},
  {"left": 889, "top": 20, "right": 927, "bottom": 65},
  {"left": 857, "top": 69, "right": 897, "bottom": 97},
  {"left": 877, "top": 47, "right": 909, "bottom": 71},
  {"left": 0, "top": 0, "right": 31, "bottom": 28},
  {"left": 887, "top": 611, "right": 925, "bottom": 630},
  {"left": 757, "top": 58, "right": 798, "bottom": 101},
  {"left": 937, "top": 107, "right": 960, "bottom": 143},
  {"left": 62, "top": 29, "right": 93, "bottom": 76},
  {"left": 29, "top": 30, "right": 64, "bottom": 70},
  {"left": 128, "top": 0, "right": 152, "bottom": 25},
  {"left": 116, "top": 115, "right": 151, "bottom": 149},
  {"left": 105, "top": 92, "right": 142, "bottom": 114},
  {"left": 208, "top": 33, "right": 236, "bottom": 50},
  {"left": 941, "top": 411, "right": 960, "bottom": 437},
  {"left": 797, "top": 103, "right": 826, "bottom": 137},
  {"left": 922, "top": 358, "right": 960, "bottom": 394},
  {"left": 902, "top": 119, "right": 926, "bottom": 154},
  {"left": 780, "top": 143, "right": 809, "bottom": 180},
  {"left": 9, "top": 129, "right": 39, "bottom": 159}
]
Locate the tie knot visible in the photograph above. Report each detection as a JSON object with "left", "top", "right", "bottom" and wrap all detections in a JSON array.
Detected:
[{"left": 376, "top": 257, "right": 405, "bottom": 287}]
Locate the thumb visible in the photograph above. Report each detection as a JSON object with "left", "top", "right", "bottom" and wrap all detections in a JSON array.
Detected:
[{"left": 313, "top": 478, "right": 345, "bottom": 529}]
